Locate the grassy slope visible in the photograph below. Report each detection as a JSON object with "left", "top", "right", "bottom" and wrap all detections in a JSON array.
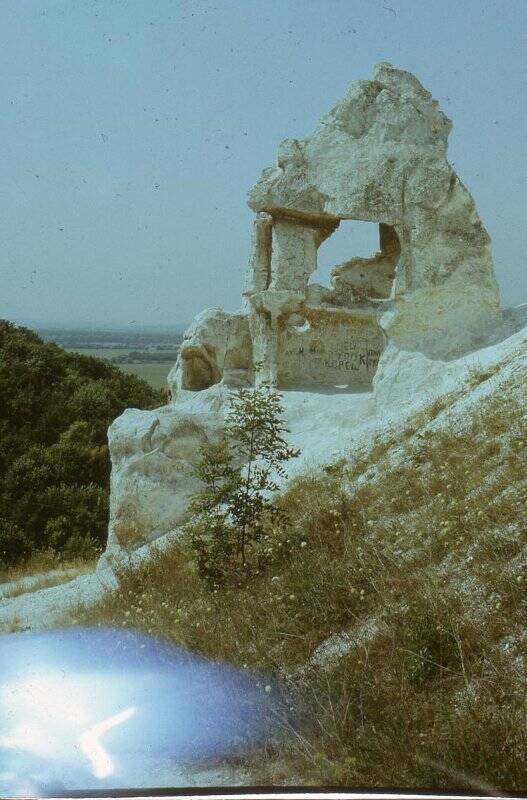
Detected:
[
  {"left": 0, "top": 548, "right": 96, "bottom": 594},
  {"left": 70, "top": 361, "right": 526, "bottom": 792}
]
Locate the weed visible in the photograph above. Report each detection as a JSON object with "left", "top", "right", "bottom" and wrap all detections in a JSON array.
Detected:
[{"left": 64, "top": 381, "right": 527, "bottom": 790}]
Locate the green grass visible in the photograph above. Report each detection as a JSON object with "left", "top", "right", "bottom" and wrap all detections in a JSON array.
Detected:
[{"left": 65, "top": 372, "right": 527, "bottom": 791}]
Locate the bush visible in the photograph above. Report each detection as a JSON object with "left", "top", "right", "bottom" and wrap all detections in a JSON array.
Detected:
[
  {"left": 60, "top": 531, "right": 103, "bottom": 561},
  {"left": 0, "top": 518, "right": 31, "bottom": 565},
  {"left": 185, "top": 384, "right": 299, "bottom": 586}
]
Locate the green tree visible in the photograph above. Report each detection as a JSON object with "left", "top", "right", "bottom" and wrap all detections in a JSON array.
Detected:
[
  {"left": 0, "top": 320, "right": 164, "bottom": 566},
  {"left": 186, "top": 384, "right": 300, "bottom": 586}
]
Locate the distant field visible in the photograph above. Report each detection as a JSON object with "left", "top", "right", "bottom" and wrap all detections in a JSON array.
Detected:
[
  {"left": 65, "top": 347, "right": 174, "bottom": 390},
  {"left": 65, "top": 347, "right": 134, "bottom": 360},
  {"left": 120, "top": 361, "right": 173, "bottom": 390}
]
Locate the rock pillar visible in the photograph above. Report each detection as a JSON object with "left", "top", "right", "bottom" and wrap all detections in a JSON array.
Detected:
[
  {"left": 269, "top": 219, "right": 318, "bottom": 291},
  {"left": 245, "top": 217, "right": 330, "bottom": 385}
]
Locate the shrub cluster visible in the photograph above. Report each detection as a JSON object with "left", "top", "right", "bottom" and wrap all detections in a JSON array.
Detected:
[{"left": 0, "top": 320, "right": 164, "bottom": 566}]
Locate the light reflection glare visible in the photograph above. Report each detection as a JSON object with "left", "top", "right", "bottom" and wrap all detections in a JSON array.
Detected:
[
  {"left": 79, "top": 706, "right": 137, "bottom": 779},
  {"left": 0, "top": 628, "right": 286, "bottom": 794},
  {"left": 0, "top": 673, "right": 88, "bottom": 767},
  {"left": 0, "top": 671, "right": 119, "bottom": 763}
]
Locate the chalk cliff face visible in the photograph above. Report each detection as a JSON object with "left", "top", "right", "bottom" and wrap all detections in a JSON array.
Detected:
[{"left": 102, "top": 64, "right": 506, "bottom": 561}]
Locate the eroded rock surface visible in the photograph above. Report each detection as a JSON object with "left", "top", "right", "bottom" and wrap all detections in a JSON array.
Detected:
[
  {"left": 170, "top": 63, "right": 500, "bottom": 401},
  {"left": 106, "top": 401, "right": 225, "bottom": 554},
  {"left": 104, "top": 63, "right": 507, "bottom": 558},
  {"left": 168, "top": 308, "right": 252, "bottom": 394},
  {"left": 248, "top": 62, "right": 500, "bottom": 362}
]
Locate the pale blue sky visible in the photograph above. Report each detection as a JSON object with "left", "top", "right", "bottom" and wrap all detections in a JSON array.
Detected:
[{"left": 2, "top": 0, "right": 526, "bottom": 329}]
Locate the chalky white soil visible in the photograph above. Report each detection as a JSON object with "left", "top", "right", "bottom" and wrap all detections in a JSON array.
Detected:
[
  {"left": 1, "top": 316, "right": 525, "bottom": 792},
  {"left": 1, "top": 316, "right": 526, "bottom": 637},
  {"left": 0, "top": 570, "right": 115, "bottom": 633}
]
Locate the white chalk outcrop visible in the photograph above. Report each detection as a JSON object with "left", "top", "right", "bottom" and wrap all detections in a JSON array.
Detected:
[
  {"left": 168, "top": 308, "right": 252, "bottom": 394},
  {"left": 102, "top": 63, "right": 515, "bottom": 561},
  {"left": 104, "top": 395, "right": 225, "bottom": 556},
  {"left": 162, "top": 63, "right": 503, "bottom": 401},
  {"left": 248, "top": 61, "right": 500, "bottom": 362}
]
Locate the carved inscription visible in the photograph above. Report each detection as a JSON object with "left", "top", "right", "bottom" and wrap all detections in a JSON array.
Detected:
[{"left": 277, "top": 313, "right": 383, "bottom": 389}]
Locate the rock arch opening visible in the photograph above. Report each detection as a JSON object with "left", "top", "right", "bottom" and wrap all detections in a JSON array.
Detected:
[
  {"left": 315, "top": 220, "right": 380, "bottom": 287},
  {"left": 310, "top": 220, "right": 401, "bottom": 304},
  {"left": 272, "top": 219, "right": 401, "bottom": 392}
]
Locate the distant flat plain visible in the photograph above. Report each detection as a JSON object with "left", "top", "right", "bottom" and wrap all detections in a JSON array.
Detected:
[{"left": 39, "top": 328, "right": 184, "bottom": 391}]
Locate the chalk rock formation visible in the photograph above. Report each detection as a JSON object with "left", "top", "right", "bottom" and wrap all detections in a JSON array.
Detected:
[
  {"left": 248, "top": 62, "right": 500, "bottom": 364},
  {"left": 105, "top": 399, "right": 225, "bottom": 555},
  {"left": 171, "top": 63, "right": 500, "bottom": 398},
  {"left": 104, "top": 64, "right": 504, "bottom": 558},
  {"left": 168, "top": 308, "right": 252, "bottom": 394}
]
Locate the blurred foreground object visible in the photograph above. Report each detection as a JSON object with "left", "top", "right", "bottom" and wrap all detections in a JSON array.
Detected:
[{"left": 0, "top": 627, "right": 285, "bottom": 795}]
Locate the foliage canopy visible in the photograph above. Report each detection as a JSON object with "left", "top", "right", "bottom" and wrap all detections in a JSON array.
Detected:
[{"left": 0, "top": 320, "right": 164, "bottom": 565}]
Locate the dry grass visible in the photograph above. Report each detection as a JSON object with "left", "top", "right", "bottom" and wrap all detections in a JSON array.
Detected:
[
  {"left": 0, "top": 568, "right": 92, "bottom": 599},
  {"left": 0, "top": 549, "right": 96, "bottom": 586},
  {"left": 66, "top": 374, "right": 527, "bottom": 791}
]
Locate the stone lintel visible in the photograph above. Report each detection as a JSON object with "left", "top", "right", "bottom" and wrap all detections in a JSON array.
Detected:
[{"left": 268, "top": 207, "right": 340, "bottom": 237}]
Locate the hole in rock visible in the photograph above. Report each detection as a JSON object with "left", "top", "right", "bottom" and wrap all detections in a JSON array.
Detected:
[
  {"left": 286, "top": 314, "right": 311, "bottom": 334},
  {"left": 314, "top": 220, "right": 381, "bottom": 287},
  {"left": 277, "top": 220, "right": 401, "bottom": 393}
]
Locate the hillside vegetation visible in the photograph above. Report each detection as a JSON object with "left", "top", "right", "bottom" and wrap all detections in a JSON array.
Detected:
[
  {"left": 0, "top": 321, "right": 164, "bottom": 571},
  {"left": 70, "top": 359, "right": 527, "bottom": 792}
]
